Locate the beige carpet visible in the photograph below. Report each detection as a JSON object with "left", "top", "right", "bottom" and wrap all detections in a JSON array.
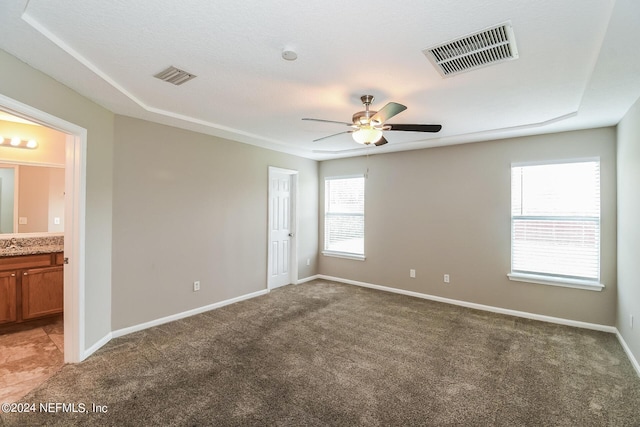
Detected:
[{"left": 1, "top": 280, "right": 639, "bottom": 426}]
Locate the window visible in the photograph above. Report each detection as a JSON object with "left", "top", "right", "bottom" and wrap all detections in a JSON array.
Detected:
[
  {"left": 509, "top": 160, "right": 602, "bottom": 289},
  {"left": 323, "top": 176, "right": 365, "bottom": 259}
]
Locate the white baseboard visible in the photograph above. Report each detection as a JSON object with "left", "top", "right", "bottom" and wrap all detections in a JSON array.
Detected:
[
  {"left": 296, "top": 274, "right": 320, "bottom": 285},
  {"left": 316, "top": 275, "right": 639, "bottom": 378},
  {"left": 317, "top": 275, "right": 617, "bottom": 333},
  {"left": 80, "top": 289, "right": 270, "bottom": 359},
  {"left": 82, "top": 332, "right": 113, "bottom": 360},
  {"left": 616, "top": 330, "right": 640, "bottom": 378},
  {"left": 112, "top": 288, "right": 269, "bottom": 338}
]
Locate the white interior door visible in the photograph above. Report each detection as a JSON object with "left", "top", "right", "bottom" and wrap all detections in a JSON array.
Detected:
[{"left": 268, "top": 169, "right": 295, "bottom": 289}]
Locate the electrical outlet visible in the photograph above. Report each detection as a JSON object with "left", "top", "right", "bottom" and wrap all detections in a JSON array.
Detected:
[
  {"left": 193, "top": 281, "right": 200, "bottom": 292},
  {"left": 306, "top": 258, "right": 311, "bottom": 266},
  {"left": 410, "top": 269, "right": 416, "bottom": 278},
  {"left": 444, "top": 274, "right": 450, "bottom": 283}
]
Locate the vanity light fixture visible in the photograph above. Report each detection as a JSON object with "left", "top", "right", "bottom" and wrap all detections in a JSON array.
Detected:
[{"left": 0, "top": 135, "right": 38, "bottom": 149}]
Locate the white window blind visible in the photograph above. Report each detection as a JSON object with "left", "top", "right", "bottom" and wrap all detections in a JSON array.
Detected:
[
  {"left": 511, "top": 161, "right": 600, "bottom": 282},
  {"left": 324, "top": 176, "right": 365, "bottom": 256}
]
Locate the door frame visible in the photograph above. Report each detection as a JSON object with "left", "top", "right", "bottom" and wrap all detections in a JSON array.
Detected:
[
  {"left": 0, "top": 93, "right": 86, "bottom": 363},
  {"left": 267, "top": 166, "right": 298, "bottom": 290}
]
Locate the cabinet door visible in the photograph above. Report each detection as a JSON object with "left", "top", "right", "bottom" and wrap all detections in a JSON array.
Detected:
[
  {"left": 0, "top": 271, "right": 17, "bottom": 324},
  {"left": 21, "top": 266, "right": 63, "bottom": 320}
]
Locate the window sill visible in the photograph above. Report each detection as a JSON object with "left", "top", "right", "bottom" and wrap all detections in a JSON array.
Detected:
[
  {"left": 507, "top": 273, "right": 604, "bottom": 292},
  {"left": 322, "top": 251, "right": 366, "bottom": 261}
]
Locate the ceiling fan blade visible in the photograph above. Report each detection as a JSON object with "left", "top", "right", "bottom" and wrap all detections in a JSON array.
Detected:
[
  {"left": 374, "top": 136, "right": 388, "bottom": 146},
  {"left": 302, "top": 118, "right": 353, "bottom": 126},
  {"left": 313, "top": 130, "right": 353, "bottom": 142},
  {"left": 386, "top": 124, "right": 442, "bottom": 133},
  {"left": 371, "top": 102, "right": 407, "bottom": 124}
]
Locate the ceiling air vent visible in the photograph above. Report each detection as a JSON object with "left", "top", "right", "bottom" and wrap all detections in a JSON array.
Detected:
[
  {"left": 423, "top": 22, "right": 518, "bottom": 78},
  {"left": 154, "top": 66, "right": 197, "bottom": 85}
]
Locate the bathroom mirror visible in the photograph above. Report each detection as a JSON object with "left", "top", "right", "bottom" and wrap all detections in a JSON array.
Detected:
[{"left": 0, "top": 164, "right": 65, "bottom": 234}]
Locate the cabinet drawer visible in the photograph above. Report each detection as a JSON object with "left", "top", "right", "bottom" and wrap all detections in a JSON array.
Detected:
[{"left": 0, "top": 254, "right": 53, "bottom": 271}]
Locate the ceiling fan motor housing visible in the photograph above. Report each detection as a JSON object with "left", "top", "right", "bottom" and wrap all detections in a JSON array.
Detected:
[
  {"left": 353, "top": 95, "right": 378, "bottom": 125},
  {"left": 352, "top": 110, "right": 378, "bottom": 126}
]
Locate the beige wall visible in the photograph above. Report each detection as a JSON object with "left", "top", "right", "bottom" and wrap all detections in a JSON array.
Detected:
[
  {"left": 0, "top": 49, "right": 114, "bottom": 349},
  {"left": 48, "top": 167, "right": 65, "bottom": 233},
  {"left": 17, "top": 165, "right": 49, "bottom": 233},
  {"left": 617, "top": 96, "right": 640, "bottom": 365},
  {"left": 111, "top": 115, "right": 318, "bottom": 330},
  {"left": 319, "top": 128, "right": 617, "bottom": 326}
]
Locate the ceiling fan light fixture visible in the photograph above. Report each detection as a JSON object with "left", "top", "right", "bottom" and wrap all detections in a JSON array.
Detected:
[{"left": 352, "top": 127, "right": 383, "bottom": 145}]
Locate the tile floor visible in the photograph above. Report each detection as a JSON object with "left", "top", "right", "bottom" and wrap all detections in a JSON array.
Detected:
[{"left": 0, "top": 317, "right": 64, "bottom": 403}]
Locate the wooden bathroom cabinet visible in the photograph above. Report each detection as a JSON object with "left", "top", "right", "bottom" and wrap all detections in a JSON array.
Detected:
[{"left": 0, "top": 252, "right": 63, "bottom": 325}]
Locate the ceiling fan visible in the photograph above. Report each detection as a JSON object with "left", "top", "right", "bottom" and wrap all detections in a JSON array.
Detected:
[{"left": 302, "top": 95, "right": 441, "bottom": 146}]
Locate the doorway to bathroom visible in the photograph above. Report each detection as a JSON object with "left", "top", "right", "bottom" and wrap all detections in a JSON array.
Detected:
[{"left": 0, "top": 93, "right": 86, "bottom": 366}]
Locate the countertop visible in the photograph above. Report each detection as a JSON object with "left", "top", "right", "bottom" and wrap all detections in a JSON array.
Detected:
[
  {"left": 0, "top": 245, "right": 64, "bottom": 257},
  {"left": 0, "top": 235, "right": 64, "bottom": 257}
]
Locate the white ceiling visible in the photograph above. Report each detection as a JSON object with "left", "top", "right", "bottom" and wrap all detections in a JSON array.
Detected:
[{"left": 0, "top": 0, "right": 639, "bottom": 160}]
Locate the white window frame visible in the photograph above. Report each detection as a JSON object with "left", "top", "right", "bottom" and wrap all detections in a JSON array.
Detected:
[
  {"left": 507, "top": 159, "right": 604, "bottom": 291},
  {"left": 322, "top": 175, "right": 366, "bottom": 261}
]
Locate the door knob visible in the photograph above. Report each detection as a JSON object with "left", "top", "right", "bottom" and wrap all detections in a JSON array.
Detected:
[{"left": 288, "top": 233, "right": 294, "bottom": 237}]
